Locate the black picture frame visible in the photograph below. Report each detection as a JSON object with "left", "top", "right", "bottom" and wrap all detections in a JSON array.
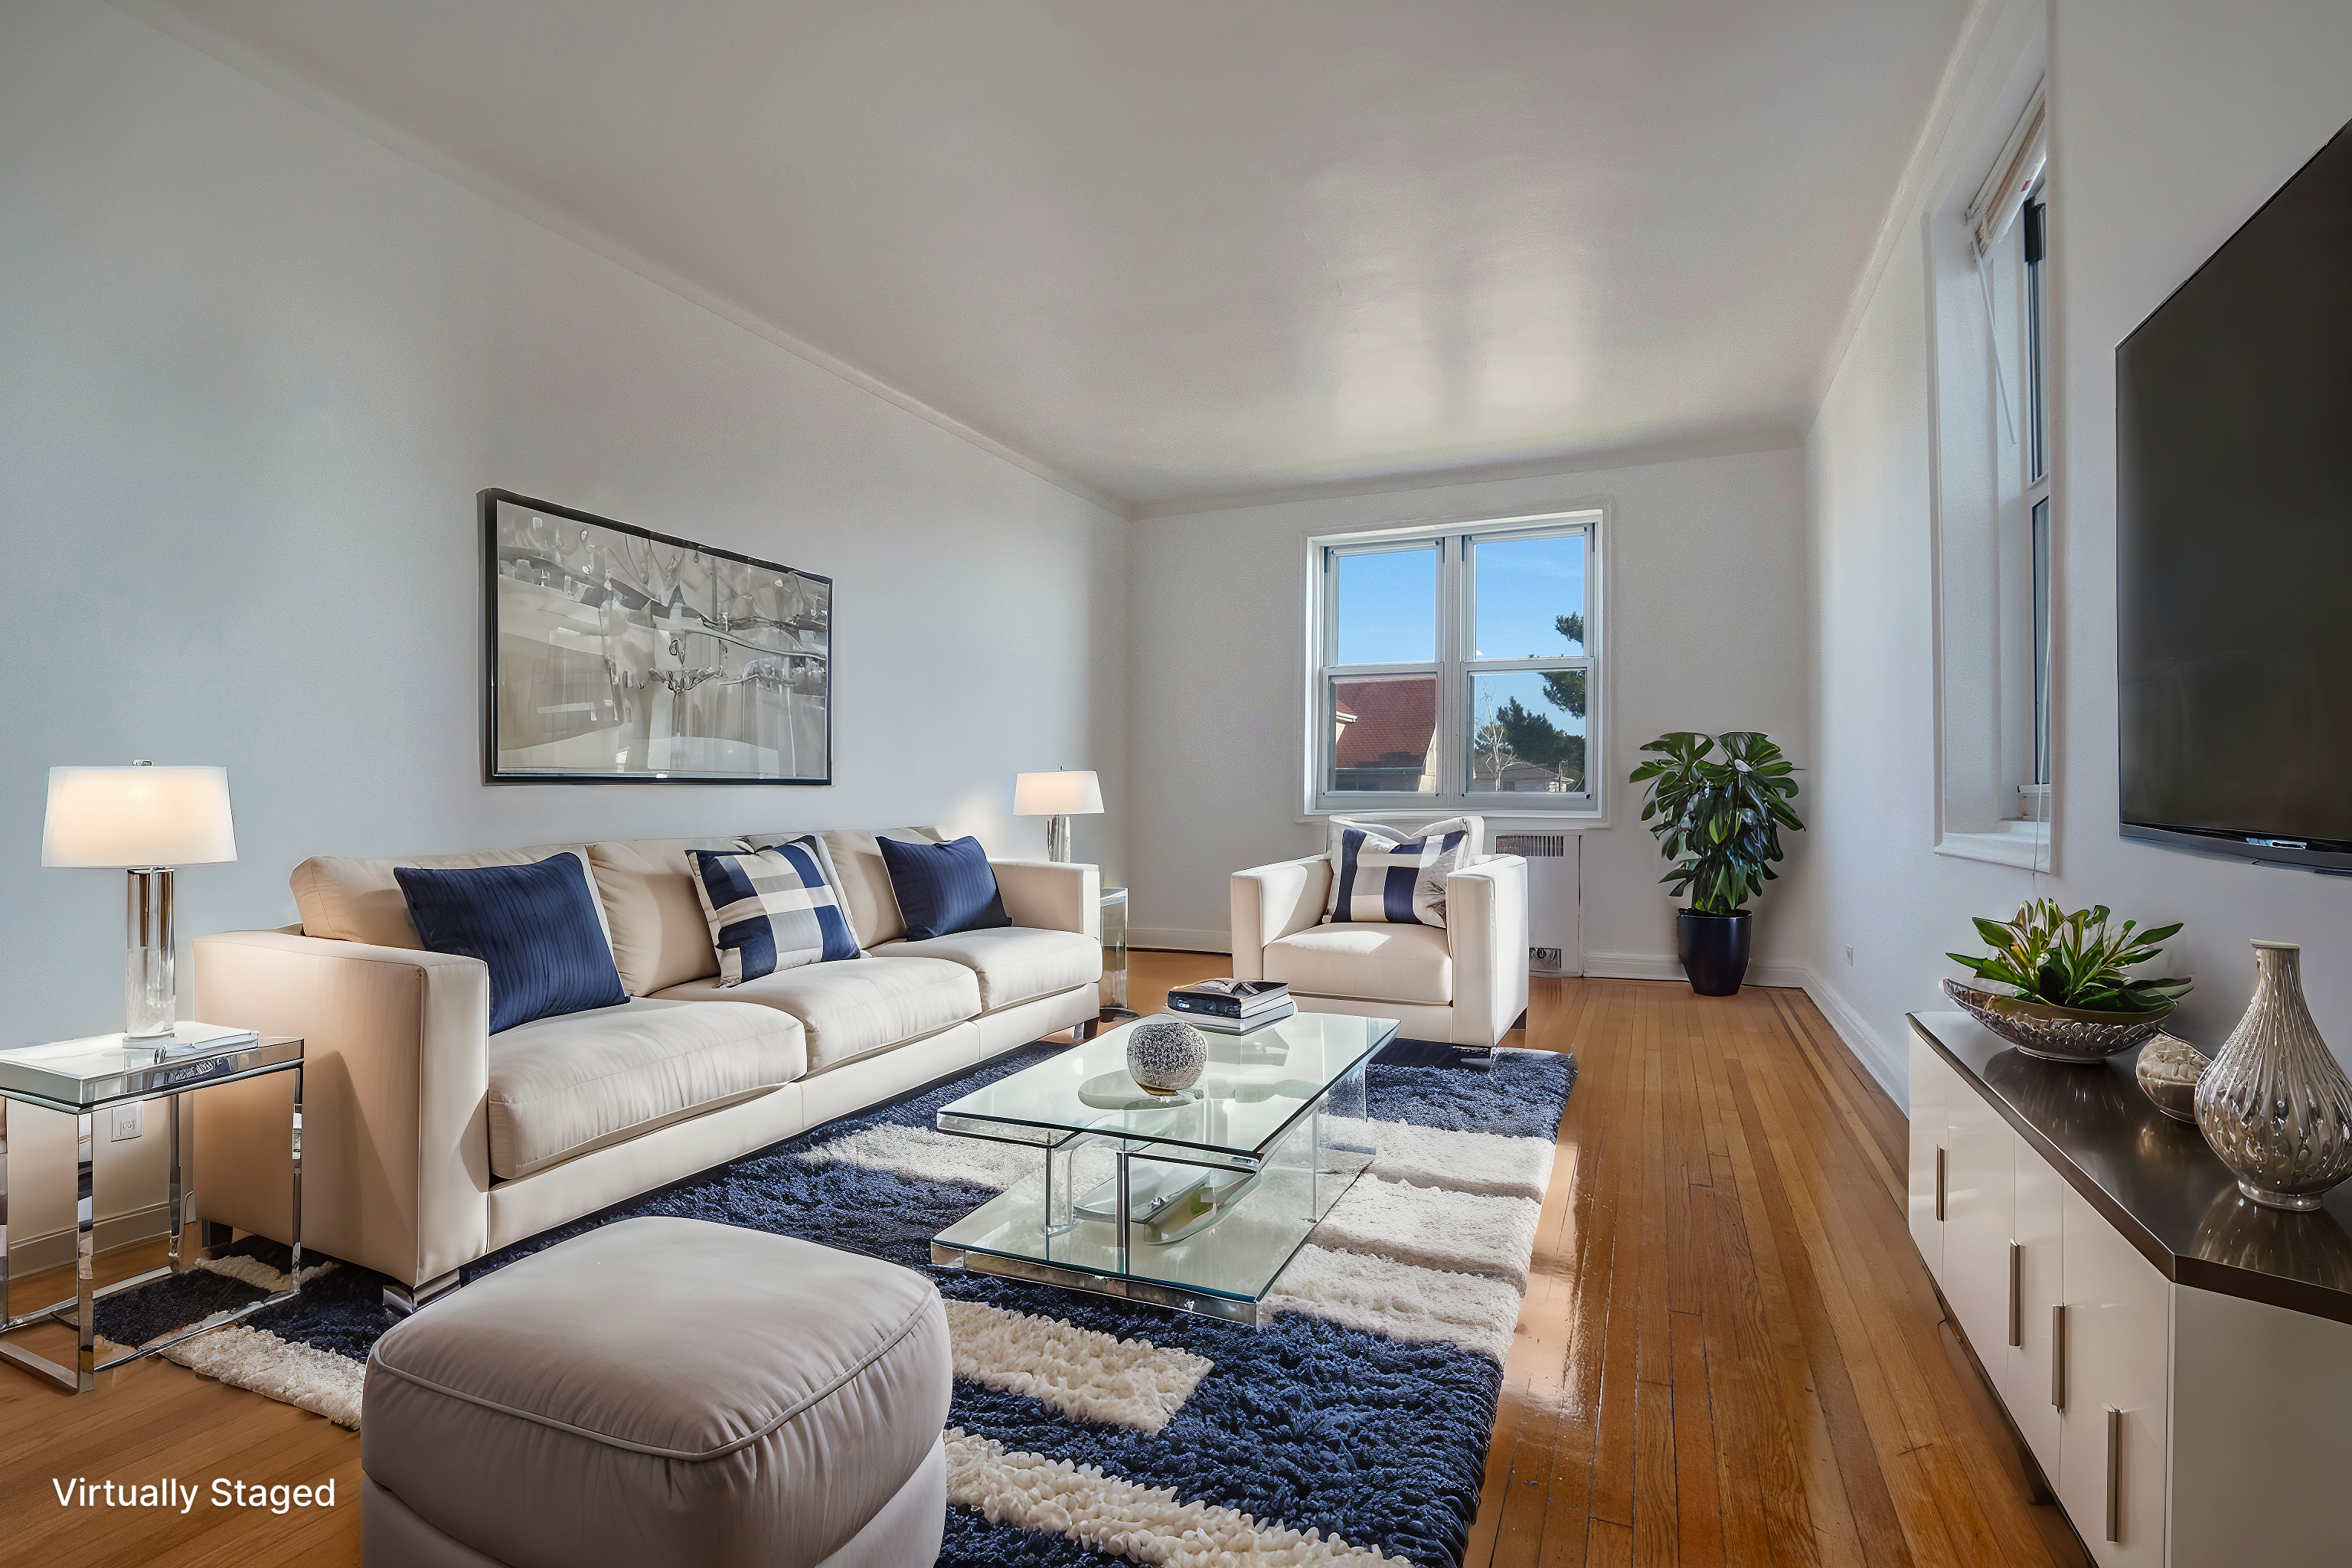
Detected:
[{"left": 479, "top": 488, "right": 833, "bottom": 786}]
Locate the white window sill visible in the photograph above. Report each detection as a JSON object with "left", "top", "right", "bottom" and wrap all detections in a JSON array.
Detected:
[{"left": 1936, "top": 820, "right": 2051, "bottom": 871}]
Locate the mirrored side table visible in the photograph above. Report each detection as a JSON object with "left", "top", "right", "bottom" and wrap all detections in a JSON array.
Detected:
[
  {"left": 0, "top": 1027, "right": 303, "bottom": 1393},
  {"left": 1076, "top": 887, "right": 1140, "bottom": 1042}
]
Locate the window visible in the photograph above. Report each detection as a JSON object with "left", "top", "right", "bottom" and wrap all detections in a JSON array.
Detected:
[
  {"left": 1930, "top": 77, "right": 2053, "bottom": 871},
  {"left": 2024, "top": 193, "right": 2053, "bottom": 800},
  {"left": 1309, "top": 512, "right": 1599, "bottom": 815}
]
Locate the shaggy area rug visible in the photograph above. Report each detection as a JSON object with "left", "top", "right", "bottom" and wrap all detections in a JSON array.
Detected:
[{"left": 96, "top": 1040, "right": 1575, "bottom": 1566}]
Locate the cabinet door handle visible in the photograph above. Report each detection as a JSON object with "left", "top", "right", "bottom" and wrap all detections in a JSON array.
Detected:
[
  {"left": 1935, "top": 1146, "right": 1947, "bottom": 1220},
  {"left": 2050, "top": 1302, "right": 2066, "bottom": 1410},
  {"left": 2007, "top": 1243, "right": 2022, "bottom": 1347},
  {"left": 2105, "top": 1405, "right": 2122, "bottom": 1542}
]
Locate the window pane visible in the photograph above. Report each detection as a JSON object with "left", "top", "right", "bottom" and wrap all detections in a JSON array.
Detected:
[
  {"left": 1468, "top": 669, "right": 1586, "bottom": 794},
  {"left": 1473, "top": 534, "right": 1586, "bottom": 658},
  {"left": 1331, "top": 546, "right": 1436, "bottom": 665},
  {"left": 1329, "top": 675, "right": 1438, "bottom": 793},
  {"left": 2031, "top": 495, "right": 2052, "bottom": 786}
]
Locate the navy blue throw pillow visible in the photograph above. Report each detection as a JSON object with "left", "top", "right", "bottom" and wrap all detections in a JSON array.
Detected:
[
  {"left": 877, "top": 835, "right": 1011, "bottom": 942},
  {"left": 394, "top": 854, "right": 628, "bottom": 1033}
]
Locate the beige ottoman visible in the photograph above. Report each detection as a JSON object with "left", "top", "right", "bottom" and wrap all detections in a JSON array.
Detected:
[{"left": 360, "top": 1217, "right": 951, "bottom": 1567}]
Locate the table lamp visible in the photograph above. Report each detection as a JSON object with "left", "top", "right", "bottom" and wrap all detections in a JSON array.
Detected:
[
  {"left": 42, "top": 762, "right": 238, "bottom": 1040},
  {"left": 1013, "top": 769, "right": 1102, "bottom": 864}
]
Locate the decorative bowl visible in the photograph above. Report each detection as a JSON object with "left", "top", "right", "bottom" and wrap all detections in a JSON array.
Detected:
[
  {"left": 1126, "top": 1018, "right": 1209, "bottom": 1096},
  {"left": 2135, "top": 1032, "right": 2210, "bottom": 1122},
  {"left": 1942, "top": 978, "right": 2175, "bottom": 1063}
]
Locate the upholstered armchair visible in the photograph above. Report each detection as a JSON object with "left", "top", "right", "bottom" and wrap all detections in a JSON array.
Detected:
[{"left": 1229, "top": 851, "right": 1530, "bottom": 1048}]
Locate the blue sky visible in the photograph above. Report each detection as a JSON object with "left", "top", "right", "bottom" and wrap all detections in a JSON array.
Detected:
[{"left": 1333, "top": 534, "right": 1586, "bottom": 668}]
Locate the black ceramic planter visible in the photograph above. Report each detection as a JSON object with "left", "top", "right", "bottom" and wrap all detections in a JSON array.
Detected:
[{"left": 1677, "top": 909, "right": 1753, "bottom": 996}]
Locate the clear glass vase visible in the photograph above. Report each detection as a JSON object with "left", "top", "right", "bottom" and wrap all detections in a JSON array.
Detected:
[{"left": 2194, "top": 941, "right": 2352, "bottom": 1211}]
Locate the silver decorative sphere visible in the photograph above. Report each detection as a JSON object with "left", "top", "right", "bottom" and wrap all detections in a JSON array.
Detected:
[{"left": 1126, "top": 1018, "right": 1208, "bottom": 1096}]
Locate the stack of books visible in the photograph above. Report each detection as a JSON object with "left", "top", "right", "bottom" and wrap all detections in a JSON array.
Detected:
[{"left": 1165, "top": 978, "right": 1295, "bottom": 1034}]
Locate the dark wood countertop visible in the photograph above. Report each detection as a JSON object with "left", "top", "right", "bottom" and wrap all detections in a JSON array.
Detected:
[{"left": 1910, "top": 1009, "right": 2352, "bottom": 1326}]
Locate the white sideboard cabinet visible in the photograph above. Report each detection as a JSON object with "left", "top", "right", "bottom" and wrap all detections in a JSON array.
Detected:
[{"left": 1907, "top": 1012, "right": 2352, "bottom": 1567}]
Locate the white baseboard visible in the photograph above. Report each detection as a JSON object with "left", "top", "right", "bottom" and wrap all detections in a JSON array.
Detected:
[
  {"left": 5, "top": 1201, "right": 175, "bottom": 1276},
  {"left": 1578, "top": 952, "right": 1903, "bottom": 1102},
  {"left": 1129, "top": 929, "right": 1233, "bottom": 954},
  {"left": 1790, "top": 965, "right": 1906, "bottom": 1103},
  {"left": 1582, "top": 950, "right": 1811, "bottom": 991}
]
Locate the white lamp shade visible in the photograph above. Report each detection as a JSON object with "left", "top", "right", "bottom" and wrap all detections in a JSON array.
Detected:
[
  {"left": 43, "top": 766, "right": 238, "bottom": 867},
  {"left": 1013, "top": 769, "right": 1103, "bottom": 816}
]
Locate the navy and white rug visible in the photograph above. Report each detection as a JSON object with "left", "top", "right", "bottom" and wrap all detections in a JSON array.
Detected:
[{"left": 96, "top": 1041, "right": 1576, "bottom": 1567}]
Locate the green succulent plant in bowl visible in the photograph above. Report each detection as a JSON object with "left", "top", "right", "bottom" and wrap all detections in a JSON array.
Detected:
[{"left": 1944, "top": 899, "right": 2194, "bottom": 1063}]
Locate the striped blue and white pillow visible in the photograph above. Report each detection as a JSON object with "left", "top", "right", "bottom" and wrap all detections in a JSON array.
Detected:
[
  {"left": 1322, "top": 815, "right": 1483, "bottom": 928},
  {"left": 688, "top": 838, "right": 860, "bottom": 985}
]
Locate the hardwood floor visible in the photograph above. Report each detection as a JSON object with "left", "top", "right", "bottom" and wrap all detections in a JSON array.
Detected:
[
  {"left": 0, "top": 959, "right": 2082, "bottom": 1567},
  {"left": 1455, "top": 972, "right": 2089, "bottom": 1568}
]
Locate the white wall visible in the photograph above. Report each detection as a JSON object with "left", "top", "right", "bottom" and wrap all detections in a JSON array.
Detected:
[
  {"left": 1128, "top": 449, "right": 1811, "bottom": 975},
  {"left": 1803, "top": 0, "right": 2352, "bottom": 1095},
  {"left": 0, "top": 1, "right": 1128, "bottom": 1232}
]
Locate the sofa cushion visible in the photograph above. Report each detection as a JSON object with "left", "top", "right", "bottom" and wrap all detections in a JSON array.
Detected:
[
  {"left": 586, "top": 838, "right": 749, "bottom": 996},
  {"left": 1265, "top": 922, "right": 1453, "bottom": 1005},
  {"left": 653, "top": 956, "right": 978, "bottom": 1071},
  {"left": 397, "top": 856, "right": 630, "bottom": 1034},
  {"left": 877, "top": 835, "right": 1011, "bottom": 941},
  {"left": 874, "top": 926, "right": 1101, "bottom": 1012},
  {"left": 746, "top": 828, "right": 942, "bottom": 949},
  {"left": 361, "top": 1217, "right": 950, "bottom": 1568},
  {"left": 485, "top": 998, "right": 805, "bottom": 1180}
]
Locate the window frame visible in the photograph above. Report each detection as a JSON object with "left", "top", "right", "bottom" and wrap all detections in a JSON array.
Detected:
[
  {"left": 1305, "top": 508, "right": 1603, "bottom": 818},
  {"left": 2022, "top": 190, "right": 2053, "bottom": 796},
  {"left": 1927, "top": 63, "right": 2055, "bottom": 874}
]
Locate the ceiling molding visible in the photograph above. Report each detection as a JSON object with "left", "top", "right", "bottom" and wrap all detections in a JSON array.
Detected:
[
  {"left": 1805, "top": 0, "right": 2047, "bottom": 426},
  {"left": 1129, "top": 427, "right": 1805, "bottom": 523},
  {"left": 108, "top": 0, "right": 1135, "bottom": 521}
]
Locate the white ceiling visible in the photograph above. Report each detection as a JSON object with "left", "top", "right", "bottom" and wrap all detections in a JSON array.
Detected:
[{"left": 150, "top": 0, "right": 1971, "bottom": 515}]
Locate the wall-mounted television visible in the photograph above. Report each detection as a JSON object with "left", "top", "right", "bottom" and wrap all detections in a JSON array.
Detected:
[{"left": 2118, "top": 117, "right": 2352, "bottom": 874}]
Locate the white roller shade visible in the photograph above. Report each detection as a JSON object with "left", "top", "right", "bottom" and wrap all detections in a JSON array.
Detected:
[{"left": 1968, "top": 91, "right": 2047, "bottom": 257}]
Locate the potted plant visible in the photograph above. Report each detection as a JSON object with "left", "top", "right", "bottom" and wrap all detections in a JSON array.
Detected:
[
  {"left": 1944, "top": 900, "right": 2193, "bottom": 1062},
  {"left": 1629, "top": 730, "right": 1805, "bottom": 995}
]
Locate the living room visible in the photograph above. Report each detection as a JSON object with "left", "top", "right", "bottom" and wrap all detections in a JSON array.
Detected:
[{"left": 5, "top": 1, "right": 2350, "bottom": 1564}]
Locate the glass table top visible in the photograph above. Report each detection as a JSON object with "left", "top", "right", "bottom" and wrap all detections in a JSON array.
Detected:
[
  {"left": 0, "top": 1029, "right": 301, "bottom": 1112},
  {"left": 936, "top": 1011, "right": 1395, "bottom": 1167}
]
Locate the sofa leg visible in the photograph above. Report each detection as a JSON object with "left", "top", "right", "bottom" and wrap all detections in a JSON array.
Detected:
[
  {"left": 198, "top": 1220, "right": 237, "bottom": 1258},
  {"left": 1074, "top": 1008, "right": 1139, "bottom": 1043},
  {"left": 383, "top": 1269, "right": 464, "bottom": 1317}
]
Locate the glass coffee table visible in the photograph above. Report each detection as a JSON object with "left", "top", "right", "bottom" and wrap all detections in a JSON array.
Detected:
[{"left": 930, "top": 1011, "right": 1394, "bottom": 1323}]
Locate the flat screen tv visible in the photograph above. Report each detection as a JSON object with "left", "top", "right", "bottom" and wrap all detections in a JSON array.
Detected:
[{"left": 2118, "top": 117, "right": 2352, "bottom": 874}]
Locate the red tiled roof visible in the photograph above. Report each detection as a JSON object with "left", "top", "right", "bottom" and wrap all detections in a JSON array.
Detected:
[{"left": 1335, "top": 678, "right": 1436, "bottom": 767}]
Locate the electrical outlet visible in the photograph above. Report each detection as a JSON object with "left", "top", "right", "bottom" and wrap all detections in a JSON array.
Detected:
[
  {"left": 109, "top": 1100, "right": 142, "bottom": 1142},
  {"left": 1530, "top": 946, "right": 1563, "bottom": 969},
  {"left": 1845, "top": 945, "right": 1855, "bottom": 966}
]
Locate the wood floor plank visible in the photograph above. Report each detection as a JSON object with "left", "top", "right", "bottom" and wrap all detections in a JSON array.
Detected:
[
  {"left": 1668, "top": 1312, "right": 1723, "bottom": 1568},
  {"left": 1735, "top": 1049, "right": 2014, "bottom": 1568}
]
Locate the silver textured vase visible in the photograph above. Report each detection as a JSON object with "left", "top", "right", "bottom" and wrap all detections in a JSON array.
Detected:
[
  {"left": 2194, "top": 941, "right": 2352, "bottom": 1212},
  {"left": 1126, "top": 1018, "right": 1208, "bottom": 1096}
]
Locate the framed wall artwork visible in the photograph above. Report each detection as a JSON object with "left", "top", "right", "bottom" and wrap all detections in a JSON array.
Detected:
[{"left": 481, "top": 489, "right": 831, "bottom": 784}]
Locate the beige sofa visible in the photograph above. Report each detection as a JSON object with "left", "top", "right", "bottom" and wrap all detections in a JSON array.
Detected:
[
  {"left": 192, "top": 829, "right": 1099, "bottom": 1308},
  {"left": 1229, "top": 851, "right": 1528, "bottom": 1049}
]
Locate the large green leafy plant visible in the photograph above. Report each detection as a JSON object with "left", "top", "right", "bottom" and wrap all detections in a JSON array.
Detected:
[
  {"left": 1628, "top": 731, "right": 1805, "bottom": 915},
  {"left": 1948, "top": 899, "right": 2193, "bottom": 1013}
]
